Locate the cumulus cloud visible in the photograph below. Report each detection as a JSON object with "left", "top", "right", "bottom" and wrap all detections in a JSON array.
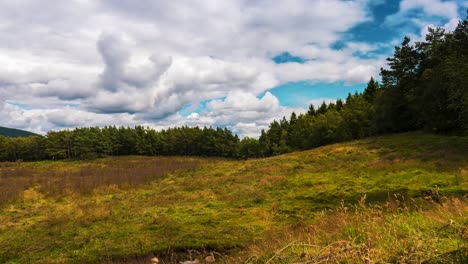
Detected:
[
  {"left": 400, "top": 0, "right": 458, "bottom": 18},
  {"left": 84, "top": 31, "right": 278, "bottom": 121},
  {"left": 273, "top": 58, "right": 383, "bottom": 84},
  {"left": 97, "top": 33, "right": 132, "bottom": 92},
  {"left": 132, "top": 56, "right": 278, "bottom": 120},
  {"left": 85, "top": 32, "right": 173, "bottom": 114},
  {"left": 385, "top": 0, "right": 459, "bottom": 26},
  {"left": 398, "top": 12, "right": 463, "bottom": 46},
  {"left": 99, "top": 0, "right": 369, "bottom": 57},
  {"left": 0, "top": 103, "right": 137, "bottom": 134},
  {"left": 208, "top": 91, "right": 279, "bottom": 113},
  {"left": 0, "top": 0, "right": 463, "bottom": 137},
  {"left": 33, "top": 79, "right": 95, "bottom": 100},
  {"left": 188, "top": 91, "right": 305, "bottom": 137}
]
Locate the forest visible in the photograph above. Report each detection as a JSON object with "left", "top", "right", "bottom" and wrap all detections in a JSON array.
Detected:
[
  {"left": 0, "top": 126, "right": 39, "bottom": 138},
  {"left": 1, "top": 18, "right": 467, "bottom": 161}
]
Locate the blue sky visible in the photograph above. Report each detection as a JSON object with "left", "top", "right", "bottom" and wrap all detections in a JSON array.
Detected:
[
  {"left": 0, "top": 0, "right": 466, "bottom": 137},
  {"left": 266, "top": 0, "right": 466, "bottom": 110}
]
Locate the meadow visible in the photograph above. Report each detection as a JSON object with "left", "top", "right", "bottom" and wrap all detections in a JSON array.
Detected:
[{"left": 0, "top": 132, "right": 467, "bottom": 263}]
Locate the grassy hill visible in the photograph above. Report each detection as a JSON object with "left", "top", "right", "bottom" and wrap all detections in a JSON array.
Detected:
[
  {"left": 0, "top": 132, "right": 467, "bottom": 263},
  {"left": 0, "top": 126, "right": 39, "bottom": 138}
]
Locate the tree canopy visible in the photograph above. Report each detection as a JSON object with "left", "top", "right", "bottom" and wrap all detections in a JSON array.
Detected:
[{"left": 1, "top": 18, "right": 466, "bottom": 161}]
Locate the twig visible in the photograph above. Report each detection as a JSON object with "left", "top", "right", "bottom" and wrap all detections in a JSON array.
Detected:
[{"left": 265, "top": 240, "right": 298, "bottom": 264}]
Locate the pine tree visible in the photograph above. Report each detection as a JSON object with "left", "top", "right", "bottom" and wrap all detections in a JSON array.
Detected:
[
  {"left": 336, "top": 99, "right": 344, "bottom": 111},
  {"left": 316, "top": 101, "right": 328, "bottom": 115},
  {"left": 363, "top": 77, "right": 379, "bottom": 103},
  {"left": 307, "top": 104, "right": 316, "bottom": 116}
]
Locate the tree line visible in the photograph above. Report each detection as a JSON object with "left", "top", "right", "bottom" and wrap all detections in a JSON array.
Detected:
[
  {"left": 0, "top": 18, "right": 466, "bottom": 161},
  {"left": 0, "top": 126, "right": 240, "bottom": 161},
  {"left": 253, "top": 18, "right": 467, "bottom": 157}
]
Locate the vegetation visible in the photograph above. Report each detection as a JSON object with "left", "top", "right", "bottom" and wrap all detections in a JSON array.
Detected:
[
  {"left": 0, "top": 16, "right": 466, "bottom": 264},
  {"left": 259, "top": 18, "right": 468, "bottom": 156},
  {"left": 0, "top": 132, "right": 466, "bottom": 263},
  {"left": 0, "top": 126, "right": 39, "bottom": 138},
  {"left": 0, "top": 18, "right": 467, "bottom": 162},
  {"left": 0, "top": 126, "right": 239, "bottom": 161}
]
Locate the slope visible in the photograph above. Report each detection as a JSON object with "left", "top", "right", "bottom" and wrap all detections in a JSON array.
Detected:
[
  {"left": 0, "top": 132, "right": 466, "bottom": 263},
  {"left": 0, "top": 126, "right": 39, "bottom": 138}
]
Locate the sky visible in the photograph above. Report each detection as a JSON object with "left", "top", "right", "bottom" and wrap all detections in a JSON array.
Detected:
[{"left": 0, "top": 0, "right": 466, "bottom": 137}]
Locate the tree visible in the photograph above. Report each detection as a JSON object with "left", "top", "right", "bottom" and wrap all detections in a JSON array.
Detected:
[
  {"left": 307, "top": 104, "right": 316, "bottom": 116},
  {"left": 267, "top": 120, "right": 282, "bottom": 148},
  {"left": 378, "top": 36, "right": 421, "bottom": 132},
  {"left": 342, "top": 96, "right": 374, "bottom": 139},
  {"left": 308, "top": 111, "right": 345, "bottom": 147},
  {"left": 272, "top": 130, "right": 290, "bottom": 155},
  {"left": 363, "top": 77, "right": 379, "bottom": 103},
  {"left": 415, "top": 23, "right": 468, "bottom": 133},
  {"left": 316, "top": 101, "right": 329, "bottom": 115},
  {"left": 381, "top": 36, "right": 420, "bottom": 87},
  {"left": 336, "top": 99, "right": 344, "bottom": 111},
  {"left": 259, "top": 129, "right": 271, "bottom": 156},
  {"left": 238, "top": 137, "right": 262, "bottom": 159},
  {"left": 46, "top": 130, "right": 73, "bottom": 159}
]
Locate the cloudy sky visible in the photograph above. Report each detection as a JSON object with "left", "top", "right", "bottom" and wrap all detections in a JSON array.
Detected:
[{"left": 1, "top": 0, "right": 466, "bottom": 137}]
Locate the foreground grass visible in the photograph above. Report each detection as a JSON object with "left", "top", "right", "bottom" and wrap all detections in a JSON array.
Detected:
[
  {"left": 0, "top": 132, "right": 467, "bottom": 263},
  {"left": 233, "top": 196, "right": 467, "bottom": 263}
]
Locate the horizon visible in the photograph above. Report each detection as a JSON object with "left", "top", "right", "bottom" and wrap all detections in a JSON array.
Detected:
[{"left": 1, "top": 0, "right": 466, "bottom": 137}]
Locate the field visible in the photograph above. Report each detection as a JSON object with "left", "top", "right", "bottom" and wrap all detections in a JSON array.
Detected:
[{"left": 0, "top": 132, "right": 467, "bottom": 263}]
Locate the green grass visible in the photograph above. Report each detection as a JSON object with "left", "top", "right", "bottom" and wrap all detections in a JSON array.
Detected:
[{"left": 0, "top": 132, "right": 467, "bottom": 263}]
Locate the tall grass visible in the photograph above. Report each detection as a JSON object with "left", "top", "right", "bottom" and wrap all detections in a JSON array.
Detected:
[
  {"left": 234, "top": 196, "right": 468, "bottom": 263},
  {"left": 0, "top": 165, "right": 35, "bottom": 205},
  {"left": 102, "top": 196, "right": 467, "bottom": 263},
  {"left": 0, "top": 157, "right": 199, "bottom": 205},
  {"left": 0, "top": 133, "right": 466, "bottom": 263}
]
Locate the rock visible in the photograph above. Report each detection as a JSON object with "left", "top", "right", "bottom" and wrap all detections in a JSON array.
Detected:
[{"left": 205, "top": 254, "right": 215, "bottom": 263}]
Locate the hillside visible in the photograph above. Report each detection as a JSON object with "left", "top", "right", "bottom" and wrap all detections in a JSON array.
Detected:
[
  {"left": 0, "top": 126, "right": 39, "bottom": 138},
  {"left": 0, "top": 132, "right": 467, "bottom": 263}
]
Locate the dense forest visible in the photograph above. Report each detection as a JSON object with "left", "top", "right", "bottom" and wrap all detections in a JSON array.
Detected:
[{"left": 1, "top": 18, "right": 467, "bottom": 161}]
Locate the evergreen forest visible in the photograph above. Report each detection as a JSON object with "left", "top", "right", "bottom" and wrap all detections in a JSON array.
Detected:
[{"left": 1, "top": 19, "right": 467, "bottom": 161}]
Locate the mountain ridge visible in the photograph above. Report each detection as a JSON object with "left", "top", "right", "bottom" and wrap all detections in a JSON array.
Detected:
[{"left": 0, "top": 126, "right": 39, "bottom": 138}]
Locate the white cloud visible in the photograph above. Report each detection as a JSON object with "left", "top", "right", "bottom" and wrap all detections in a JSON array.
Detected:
[
  {"left": 33, "top": 79, "right": 95, "bottom": 100},
  {"left": 410, "top": 17, "right": 462, "bottom": 44},
  {"left": 0, "top": 103, "right": 137, "bottom": 134},
  {"left": 385, "top": 0, "right": 460, "bottom": 26},
  {"left": 200, "top": 91, "right": 306, "bottom": 137},
  {"left": 400, "top": 0, "right": 458, "bottom": 19},
  {"left": 208, "top": 91, "right": 279, "bottom": 113},
  {"left": 273, "top": 58, "right": 383, "bottom": 84},
  {"left": 0, "top": 0, "right": 462, "bottom": 137}
]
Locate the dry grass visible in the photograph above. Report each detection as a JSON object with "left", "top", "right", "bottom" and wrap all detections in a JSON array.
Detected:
[
  {"left": 103, "top": 197, "right": 468, "bottom": 263},
  {"left": 0, "top": 132, "right": 466, "bottom": 263},
  {"left": 236, "top": 196, "right": 468, "bottom": 264},
  {"left": 0, "top": 156, "right": 199, "bottom": 206}
]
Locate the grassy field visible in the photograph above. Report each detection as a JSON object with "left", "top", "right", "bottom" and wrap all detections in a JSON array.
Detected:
[{"left": 0, "top": 132, "right": 467, "bottom": 263}]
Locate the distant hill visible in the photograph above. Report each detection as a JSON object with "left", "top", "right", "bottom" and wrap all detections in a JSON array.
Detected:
[{"left": 0, "top": 126, "right": 39, "bottom": 138}]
